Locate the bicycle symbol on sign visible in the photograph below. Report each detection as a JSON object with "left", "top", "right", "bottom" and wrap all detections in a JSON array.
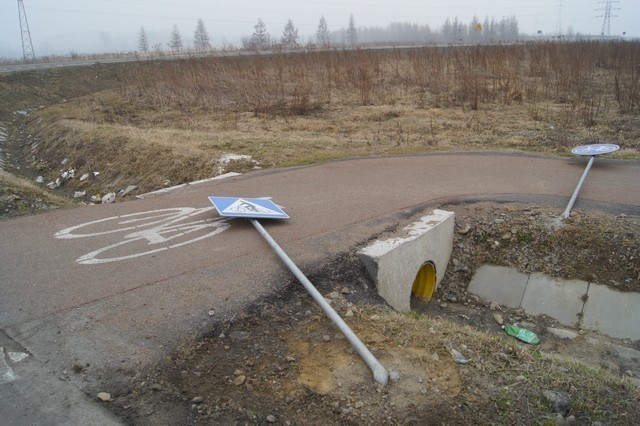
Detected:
[{"left": 55, "top": 207, "right": 231, "bottom": 265}]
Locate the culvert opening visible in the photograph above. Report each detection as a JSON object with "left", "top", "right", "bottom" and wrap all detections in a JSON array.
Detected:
[{"left": 411, "top": 261, "right": 436, "bottom": 301}]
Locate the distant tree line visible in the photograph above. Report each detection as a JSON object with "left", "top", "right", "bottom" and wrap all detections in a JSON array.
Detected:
[
  {"left": 333, "top": 16, "right": 520, "bottom": 45},
  {"left": 241, "top": 15, "right": 357, "bottom": 50},
  {"left": 137, "top": 19, "right": 211, "bottom": 53},
  {"left": 138, "top": 14, "right": 521, "bottom": 54},
  {"left": 240, "top": 14, "right": 520, "bottom": 51}
]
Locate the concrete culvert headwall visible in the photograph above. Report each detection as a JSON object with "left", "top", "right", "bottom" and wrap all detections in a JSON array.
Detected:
[{"left": 358, "top": 210, "right": 455, "bottom": 311}]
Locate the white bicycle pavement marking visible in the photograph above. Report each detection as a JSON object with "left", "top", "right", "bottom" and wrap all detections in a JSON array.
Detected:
[{"left": 55, "top": 207, "right": 231, "bottom": 265}]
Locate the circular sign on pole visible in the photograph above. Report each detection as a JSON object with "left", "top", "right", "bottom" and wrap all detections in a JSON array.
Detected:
[{"left": 571, "top": 143, "right": 620, "bottom": 156}]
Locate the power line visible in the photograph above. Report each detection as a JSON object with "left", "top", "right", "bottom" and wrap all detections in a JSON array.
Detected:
[
  {"left": 29, "top": 5, "right": 561, "bottom": 28},
  {"left": 91, "top": 0, "right": 578, "bottom": 11},
  {"left": 17, "top": 0, "right": 35, "bottom": 61}
]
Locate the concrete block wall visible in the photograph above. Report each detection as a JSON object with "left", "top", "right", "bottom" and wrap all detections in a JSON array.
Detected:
[{"left": 468, "top": 265, "right": 640, "bottom": 341}]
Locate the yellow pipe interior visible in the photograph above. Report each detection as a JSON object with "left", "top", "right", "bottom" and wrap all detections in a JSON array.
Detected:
[{"left": 411, "top": 262, "right": 436, "bottom": 301}]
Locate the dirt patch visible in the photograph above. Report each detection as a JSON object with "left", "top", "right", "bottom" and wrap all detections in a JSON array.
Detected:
[
  {"left": 86, "top": 202, "right": 640, "bottom": 425},
  {"left": 91, "top": 289, "right": 478, "bottom": 425}
]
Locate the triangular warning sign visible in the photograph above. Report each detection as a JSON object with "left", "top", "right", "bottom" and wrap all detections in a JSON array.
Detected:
[
  {"left": 222, "top": 199, "right": 282, "bottom": 216},
  {"left": 209, "top": 196, "right": 289, "bottom": 219}
]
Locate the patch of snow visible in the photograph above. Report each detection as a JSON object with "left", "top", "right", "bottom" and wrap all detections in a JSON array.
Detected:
[
  {"left": 214, "top": 153, "right": 258, "bottom": 175},
  {"left": 218, "top": 153, "right": 254, "bottom": 164}
]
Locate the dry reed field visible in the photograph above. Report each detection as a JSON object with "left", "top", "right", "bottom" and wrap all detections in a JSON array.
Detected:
[{"left": 32, "top": 41, "right": 640, "bottom": 192}]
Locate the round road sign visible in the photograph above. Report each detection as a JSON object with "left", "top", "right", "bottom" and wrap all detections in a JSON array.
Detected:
[{"left": 571, "top": 143, "right": 620, "bottom": 156}]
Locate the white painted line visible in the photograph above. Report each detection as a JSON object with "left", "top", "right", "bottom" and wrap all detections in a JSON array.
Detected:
[
  {"left": 8, "top": 352, "right": 29, "bottom": 363},
  {"left": 0, "top": 347, "right": 18, "bottom": 384},
  {"left": 189, "top": 172, "right": 242, "bottom": 186},
  {"left": 0, "top": 124, "right": 6, "bottom": 171},
  {"left": 136, "top": 184, "right": 188, "bottom": 199},
  {"left": 136, "top": 172, "right": 242, "bottom": 199}
]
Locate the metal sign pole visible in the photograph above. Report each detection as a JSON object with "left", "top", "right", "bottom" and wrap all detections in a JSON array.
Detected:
[
  {"left": 249, "top": 218, "right": 390, "bottom": 386},
  {"left": 562, "top": 143, "right": 620, "bottom": 220},
  {"left": 562, "top": 155, "right": 595, "bottom": 219}
]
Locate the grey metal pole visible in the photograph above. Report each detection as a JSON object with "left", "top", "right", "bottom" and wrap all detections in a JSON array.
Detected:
[
  {"left": 250, "top": 219, "right": 389, "bottom": 386},
  {"left": 563, "top": 155, "right": 595, "bottom": 219}
]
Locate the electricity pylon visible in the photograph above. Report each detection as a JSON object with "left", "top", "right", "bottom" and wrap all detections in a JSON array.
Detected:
[
  {"left": 17, "top": 0, "right": 35, "bottom": 61},
  {"left": 556, "top": 0, "right": 563, "bottom": 37},
  {"left": 597, "top": 0, "right": 620, "bottom": 37}
]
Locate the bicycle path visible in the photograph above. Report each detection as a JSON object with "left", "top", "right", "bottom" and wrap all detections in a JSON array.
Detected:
[{"left": 1, "top": 152, "right": 639, "bottom": 423}]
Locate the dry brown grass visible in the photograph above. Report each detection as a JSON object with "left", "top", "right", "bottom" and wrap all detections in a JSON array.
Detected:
[
  {"left": 356, "top": 305, "right": 640, "bottom": 424},
  {"left": 120, "top": 42, "right": 640, "bottom": 114},
  {"left": 29, "top": 42, "right": 640, "bottom": 193}
]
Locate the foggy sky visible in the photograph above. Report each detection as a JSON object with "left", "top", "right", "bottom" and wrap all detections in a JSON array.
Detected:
[{"left": 1, "top": 0, "right": 637, "bottom": 59}]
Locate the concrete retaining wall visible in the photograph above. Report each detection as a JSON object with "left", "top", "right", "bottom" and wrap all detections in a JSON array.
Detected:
[{"left": 468, "top": 265, "right": 640, "bottom": 341}]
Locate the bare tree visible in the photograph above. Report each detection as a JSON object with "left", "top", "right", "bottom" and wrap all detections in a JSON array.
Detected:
[
  {"left": 193, "top": 18, "right": 211, "bottom": 50},
  {"left": 281, "top": 19, "right": 299, "bottom": 49},
  {"left": 316, "top": 16, "right": 330, "bottom": 47},
  {"left": 248, "top": 18, "right": 270, "bottom": 50},
  {"left": 168, "top": 24, "right": 183, "bottom": 51},
  {"left": 138, "top": 26, "right": 149, "bottom": 53},
  {"left": 347, "top": 14, "right": 357, "bottom": 46}
]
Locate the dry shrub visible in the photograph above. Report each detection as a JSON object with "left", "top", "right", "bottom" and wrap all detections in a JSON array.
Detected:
[
  {"left": 123, "top": 41, "right": 640, "bottom": 117},
  {"left": 612, "top": 43, "right": 640, "bottom": 112}
]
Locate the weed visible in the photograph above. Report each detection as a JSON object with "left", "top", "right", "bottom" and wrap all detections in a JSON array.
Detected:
[{"left": 515, "top": 232, "right": 532, "bottom": 242}]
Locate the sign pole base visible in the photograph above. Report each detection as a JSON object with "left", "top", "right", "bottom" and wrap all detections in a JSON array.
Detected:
[{"left": 563, "top": 155, "right": 595, "bottom": 220}]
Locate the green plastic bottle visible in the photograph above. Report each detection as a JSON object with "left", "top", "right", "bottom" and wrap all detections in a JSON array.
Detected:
[{"left": 502, "top": 325, "right": 541, "bottom": 345}]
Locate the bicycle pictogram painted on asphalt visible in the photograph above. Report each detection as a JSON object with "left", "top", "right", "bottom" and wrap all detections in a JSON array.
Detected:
[{"left": 55, "top": 207, "right": 230, "bottom": 265}]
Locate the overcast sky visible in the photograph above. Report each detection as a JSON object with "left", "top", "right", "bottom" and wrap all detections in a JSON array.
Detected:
[{"left": 1, "top": 0, "right": 637, "bottom": 58}]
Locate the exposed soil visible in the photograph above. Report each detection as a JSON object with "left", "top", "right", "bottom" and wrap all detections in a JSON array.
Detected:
[{"left": 78, "top": 202, "right": 640, "bottom": 425}]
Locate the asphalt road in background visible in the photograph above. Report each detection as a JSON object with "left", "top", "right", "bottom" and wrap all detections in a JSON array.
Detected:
[
  {"left": 1, "top": 152, "right": 639, "bottom": 424},
  {"left": 0, "top": 52, "right": 207, "bottom": 73}
]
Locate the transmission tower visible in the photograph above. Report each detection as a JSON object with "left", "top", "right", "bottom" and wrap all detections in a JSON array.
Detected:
[
  {"left": 17, "top": 0, "right": 35, "bottom": 61},
  {"left": 556, "top": 0, "right": 564, "bottom": 37},
  {"left": 597, "top": 0, "right": 620, "bottom": 37}
]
